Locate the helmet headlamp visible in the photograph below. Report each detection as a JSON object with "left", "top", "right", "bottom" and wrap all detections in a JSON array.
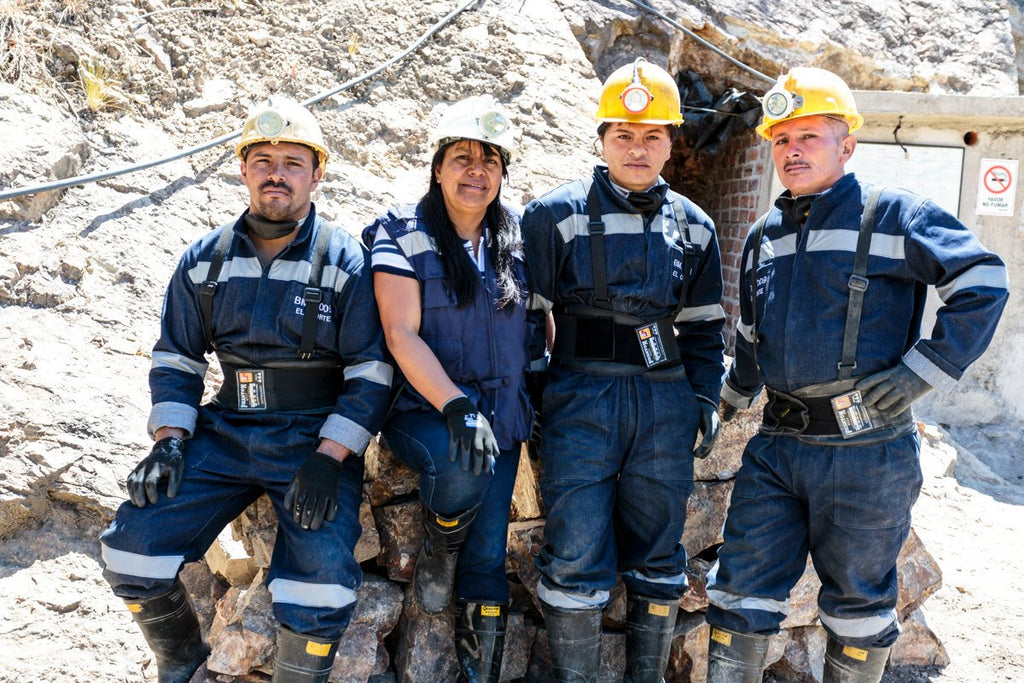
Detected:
[
  {"left": 235, "top": 96, "right": 330, "bottom": 168},
  {"left": 755, "top": 67, "right": 862, "bottom": 140},
  {"left": 430, "top": 95, "right": 516, "bottom": 163},
  {"left": 255, "top": 110, "right": 285, "bottom": 138},
  {"left": 478, "top": 109, "right": 509, "bottom": 139},
  {"left": 762, "top": 81, "right": 804, "bottom": 120},
  {"left": 620, "top": 61, "right": 654, "bottom": 114}
]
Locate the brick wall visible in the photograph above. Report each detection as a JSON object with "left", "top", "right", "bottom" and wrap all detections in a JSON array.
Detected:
[{"left": 698, "top": 130, "right": 770, "bottom": 354}]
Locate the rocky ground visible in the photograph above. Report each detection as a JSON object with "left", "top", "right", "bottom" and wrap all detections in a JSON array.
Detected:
[{"left": 1, "top": 0, "right": 1022, "bottom": 681}]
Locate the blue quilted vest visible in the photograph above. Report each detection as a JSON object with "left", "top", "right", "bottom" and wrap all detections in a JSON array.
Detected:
[{"left": 365, "top": 205, "right": 533, "bottom": 448}]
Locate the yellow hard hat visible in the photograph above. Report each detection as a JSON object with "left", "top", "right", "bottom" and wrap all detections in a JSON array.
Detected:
[
  {"left": 756, "top": 67, "right": 863, "bottom": 140},
  {"left": 234, "top": 95, "right": 330, "bottom": 169},
  {"left": 431, "top": 95, "right": 516, "bottom": 164},
  {"left": 595, "top": 58, "right": 683, "bottom": 126}
]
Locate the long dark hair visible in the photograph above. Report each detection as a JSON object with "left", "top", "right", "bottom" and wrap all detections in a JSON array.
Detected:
[{"left": 419, "top": 140, "right": 524, "bottom": 309}]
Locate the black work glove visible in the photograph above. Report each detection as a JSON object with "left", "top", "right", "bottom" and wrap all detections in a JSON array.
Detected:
[
  {"left": 527, "top": 412, "right": 543, "bottom": 462},
  {"left": 283, "top": 452, "right": 343, "bottom": 531},
  {"left": 525, "top": 370, "right": 546, "bottom": 413},
  {"left": 719, "top": 399, "right": 738, "bottom": 423},
  {"left": 443, "top": 395, "right": 499, "bottom": 475},
  {"left": 127, "top": 436, "right": 185, "bottom": 508},
  {"left": 524, "top": 370, "right": 546, "bottom": 462},
  {"left": 855, "top": 363, "right": 933, "bottom": 420},
  {"left": 693, "top": 397, "right": 721, "bottom": 459}
]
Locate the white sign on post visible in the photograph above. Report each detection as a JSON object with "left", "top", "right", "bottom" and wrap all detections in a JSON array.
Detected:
[{"left": 975, "top": 159, "right": 1018, "bottom": 217}]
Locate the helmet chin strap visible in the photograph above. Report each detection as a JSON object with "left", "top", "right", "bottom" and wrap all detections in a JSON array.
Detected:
[{"left": 244, "top": 212, "right": 299, "bottom": 240}]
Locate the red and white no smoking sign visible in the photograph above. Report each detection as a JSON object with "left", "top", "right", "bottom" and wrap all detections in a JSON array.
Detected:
[{"left": 976, "top": 158, "right": 1018, "bottom": 217}]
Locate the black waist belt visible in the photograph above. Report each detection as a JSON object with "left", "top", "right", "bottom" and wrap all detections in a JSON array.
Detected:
[
  {"left": 763, "top": 382, "right": 913, "bottom": 437},
  {"left": 216, "top": 354, "right": 343, "bottom": 412},
  {"left": 763, "top": 390, "right": 841, "bottom": 435},
  {"left": 552, "top": 311, "right": 680, "bottom": 369}
]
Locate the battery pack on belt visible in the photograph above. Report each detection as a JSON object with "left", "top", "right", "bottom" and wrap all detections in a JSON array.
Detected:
[
  {"left": 552, "top": 312, "right": 681, "bottom": 369},
  {"left": 763, "top": 390, "right": 841, "bottom": 435},
  {"left": 216, "top": 357, "right": 343, "bottom": 412},
  {"left": 763, "top": 384, "right": 913, "bottom": 437}
]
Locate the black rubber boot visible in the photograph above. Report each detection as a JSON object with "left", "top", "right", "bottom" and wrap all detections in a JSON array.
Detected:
[
  {"left": 541, "top": 603, "right": 603, "bottom": 683},
  {"left": 414, "top": 503, "right": 479, "bottom": 615},
  {"left": 124, "top": 579, "right": 210, "bottom": 683},
  {"left": 822, "top": 637, "right": 891, "bottom": 683},
  {"left": 623, "top": 594, "right": 678, "bottom": 682},
  {"left": 455, "top": 600, "right": 507, "bottom": 683},
  {"left": 271, "top": 626, "right": 341, "bottom": 682},
  {"left": 706, "top": 626, "right": 769, "bottom": 683}
]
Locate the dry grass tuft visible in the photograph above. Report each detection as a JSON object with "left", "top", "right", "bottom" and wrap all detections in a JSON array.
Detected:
[
  {"left": 77, "top": 58, "right": 127, "bottom": 112},
  {"left": 0, "top": 0, "right": 30, "bottom": 82},
  {"left": 58, "top": 0, "right": 88, "bottom": 22}
]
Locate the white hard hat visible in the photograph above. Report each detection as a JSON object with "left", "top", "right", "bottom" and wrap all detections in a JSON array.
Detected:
[
  {"left": 431, "top": 95, "right": 516, "bottom": 164},
  {"left": 235, "top": 95, "right": 329, "bottom": 169}
]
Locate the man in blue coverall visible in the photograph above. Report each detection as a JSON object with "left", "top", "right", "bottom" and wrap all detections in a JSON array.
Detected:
[
  {"left": 522, "top": 58, "right": 726, "bottom": 682},
  {"left": 99, "top": 96, "right": 392, "bottom": 683},
  {"left": 705, "top": 67, "right": 1009, "bottom": 682}
]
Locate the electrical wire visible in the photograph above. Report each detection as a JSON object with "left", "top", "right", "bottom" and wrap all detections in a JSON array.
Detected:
[
  {"left": 2, "top": 0, "right": 774, "bottom": 204},
  {"left": 617, "top": 0, "right": 775, "bottom": 85},
  {"left": 0, "top": 0, "right": 477, "bottom": 203}
]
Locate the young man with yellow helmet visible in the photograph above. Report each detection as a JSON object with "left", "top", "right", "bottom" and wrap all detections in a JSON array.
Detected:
[
  {"left": 99, "top": 96, "right": 392, "bottom": 683},
  {"left": 706, "top": 67, "right": 1008, "bottom": 682},
  {"left": 522, "top": 58, "right": 726, "bottom": 682}
]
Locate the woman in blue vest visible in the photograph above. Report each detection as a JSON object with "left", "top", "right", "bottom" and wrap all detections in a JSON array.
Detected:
[{"left": 363, "top": 95, "right": 542, "bottom": 682}]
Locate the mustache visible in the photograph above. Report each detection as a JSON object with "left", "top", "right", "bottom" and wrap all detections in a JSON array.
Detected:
[{"left": 260, "top": 179, "right": 292, "bottom": 193}]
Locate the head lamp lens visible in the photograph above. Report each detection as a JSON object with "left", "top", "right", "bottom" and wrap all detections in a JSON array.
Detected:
[
  {"left": 479, "top": 110, "right": 509, "bottom": 138},
  {"left": 256, "top": 111, "right": 285, "bottom": 137},
  {"left": 621, "top": 85, "right": 652, "bottom": 113}
]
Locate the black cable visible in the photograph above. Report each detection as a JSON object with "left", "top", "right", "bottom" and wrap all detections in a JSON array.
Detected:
[
  {"left": 0, "top": 0, "right": 477, "bottom": 203},
  {"left": 617, "top": 0, "right": 775, "bottom": 85}
]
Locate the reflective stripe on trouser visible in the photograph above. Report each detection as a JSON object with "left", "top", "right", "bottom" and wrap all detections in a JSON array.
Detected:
[
  {"left": 382, "top": 409, "right": 521, "bottom": 602},
  {"left": 536, "top": 367, "right": 698, "bottom": 605},
  {"left": 706, "top": 431, "right": 921, "bottom": 648},
  {"left": 100, "top": 407, "right": 364, "bottom": 639}
]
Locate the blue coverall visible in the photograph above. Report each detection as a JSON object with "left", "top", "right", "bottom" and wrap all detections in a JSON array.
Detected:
[
  {"left": 522, "top": 166, "right": 726, "bottom": 607},
  {"left": 100, "top": 207, "right": 392, "bottom": 638},
  {"left": 363, "top": 204, "right": 542, "bottom": 601},
  {"left": 708, "top": 173, "right": 1009, "bottom": 647}
]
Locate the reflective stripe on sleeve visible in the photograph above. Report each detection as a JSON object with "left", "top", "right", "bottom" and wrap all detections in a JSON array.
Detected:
[
  {"left": 675, "top": 303, "right": 726, "bottom": 323},
  {"left": 151, "top": 351, "right": 208, "bottom": 377},
  {"left": 936, "top": 264, "right": 1010, "bottom": 303},
  {"left": 320, "top": 413, "right": 373, "bottom": 455},
  {"left": 343, "top": 360, "right": 393, "bottom": 386},
  {"left": 720, "top": 381, "right": 757, "bottom": 409},
  {"left": 904, "top": 347, "right": 957, "bottom": 392}
]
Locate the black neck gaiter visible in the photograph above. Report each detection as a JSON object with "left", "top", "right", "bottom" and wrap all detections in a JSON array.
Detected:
[
  {"left": 627, "top": 185, "right": 669, "bottom": 214},
  {"left": 244, "top": 213, "right": 299, "bottom": 240}
]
